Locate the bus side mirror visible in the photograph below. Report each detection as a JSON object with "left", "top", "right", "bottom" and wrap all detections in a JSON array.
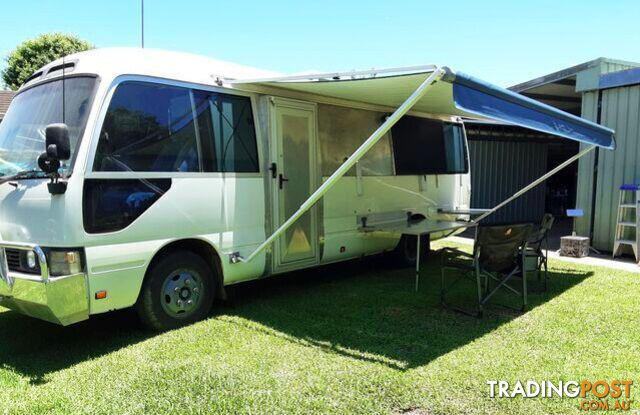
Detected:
[
  {"left": 38, "top": 123, "right": 70, "bottom": 175},
  {"left": 45, "top": 123, "right": 71, "bottom": 160}
]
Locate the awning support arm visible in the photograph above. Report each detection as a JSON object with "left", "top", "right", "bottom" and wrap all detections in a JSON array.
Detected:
[
  {"left": 473, "top": 144, "right": 596, "bottom": 223},
  {"left": 240, "top": 67, "right": 446, "bottom": 263}
]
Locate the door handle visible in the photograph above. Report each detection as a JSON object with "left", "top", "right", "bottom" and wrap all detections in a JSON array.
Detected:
[
  {"left": 279, "top": 173, "right": 289, "bottom": 189},
  {"left": 269, "top": 162, "right": 277, "bottom": 178}
]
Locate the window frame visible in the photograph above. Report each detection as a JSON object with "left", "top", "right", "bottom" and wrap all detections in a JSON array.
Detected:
[
  {"left": 389, "top": 115, "right": 469, "bottom": 176},
  {"left": 442, "top": 120, "right": 470, "bottom": 175},
  {"left": 85, "top": 75, "right": 263, "bottom": 179}
]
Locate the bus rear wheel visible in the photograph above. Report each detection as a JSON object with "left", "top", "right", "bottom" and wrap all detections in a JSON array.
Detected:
[
  {"left": 393, "top": 234, "right": 430, "bottom": 267},
  {"left": 136, "top": 250, "right": 215, "bottom": 331}
]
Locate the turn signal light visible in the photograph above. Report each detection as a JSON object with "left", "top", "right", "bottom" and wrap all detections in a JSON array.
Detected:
[{"left": 95, "top": 290, "right": 107, "bottom": 300}]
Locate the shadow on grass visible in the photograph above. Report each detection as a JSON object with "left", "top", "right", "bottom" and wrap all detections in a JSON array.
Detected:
[
  {"left": 0, "top": 249, "right": 592, "bottom": 383},
  {"left": 0, "top": 307, "right": 152, "bottom": 385},
  {"left": 224, "top": 250, "right": 593, "bottom": 370}
]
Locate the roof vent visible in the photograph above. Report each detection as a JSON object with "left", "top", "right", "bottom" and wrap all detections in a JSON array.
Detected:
[
  {"left": 23, "top": 71, "right": 44, "bottom": 85},
  {"left": 46, "top": 62, "right": 75, "bottom": 78}
]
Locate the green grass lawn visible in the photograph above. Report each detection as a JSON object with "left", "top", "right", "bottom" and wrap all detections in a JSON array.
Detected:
[{"left": 0, "top": 240, "right": 638, "bottom": 414}]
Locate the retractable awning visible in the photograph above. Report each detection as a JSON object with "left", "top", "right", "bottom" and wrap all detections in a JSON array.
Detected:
[
  {"left": 229, "top": 66, "right": 615, "bottom": 263},
  {"left": 230, "top": 66, "right": 615, "bottom": 149}
]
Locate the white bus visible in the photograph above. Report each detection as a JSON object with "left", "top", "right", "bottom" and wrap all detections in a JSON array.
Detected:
[{"left": 0, "top": 48, "right": 613, "bottom": 330}]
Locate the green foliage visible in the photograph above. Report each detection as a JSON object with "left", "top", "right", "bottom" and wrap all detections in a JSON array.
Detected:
[{"left": 1, "top": 33, "right": 93, "bottom": 90}]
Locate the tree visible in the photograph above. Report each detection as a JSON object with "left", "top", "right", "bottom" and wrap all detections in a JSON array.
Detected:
[{"left": 1, "top": 33, "right": 93, "bottom": 90}]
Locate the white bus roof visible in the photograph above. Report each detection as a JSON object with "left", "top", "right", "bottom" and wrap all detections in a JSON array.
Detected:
[{"left": 21, "top": 47, "right": 280, "bottom": 90}]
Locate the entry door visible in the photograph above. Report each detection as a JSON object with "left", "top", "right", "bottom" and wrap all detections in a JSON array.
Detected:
[{"left": 271, "top": 99, "right": 319, "bottom": 270}]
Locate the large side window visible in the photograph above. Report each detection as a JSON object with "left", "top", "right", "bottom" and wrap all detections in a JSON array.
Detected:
[
  {"left": 391, "top": 116, "right": 468, "bottom": 175},
  {"left": 94, "top": 82, "right": 200, "bottom": 172},
  {"left": 94, "top": 81, "right": 259, "bottom": 173},
  {"left": 192, "top": 90, "right": 259, "bottom": 172}
]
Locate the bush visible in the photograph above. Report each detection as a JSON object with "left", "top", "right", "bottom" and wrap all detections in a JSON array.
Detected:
[{"left": 1, "top": 33, "right": 93, "bottom": 90}]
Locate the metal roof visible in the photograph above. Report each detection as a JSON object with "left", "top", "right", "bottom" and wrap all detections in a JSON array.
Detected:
[
  {"left": 599, "top": 66, "right": 640, "bottom": 89},
  {"left": 510, "top": 58, "right": 640, "bottom": 92},
  {"left": 508, "top": 58, "right": 640, "bottom": 115}
]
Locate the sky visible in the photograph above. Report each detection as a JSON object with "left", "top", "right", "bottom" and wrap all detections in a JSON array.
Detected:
[{"left": 1, "top": 0, "right": 639, "bottom": 88}]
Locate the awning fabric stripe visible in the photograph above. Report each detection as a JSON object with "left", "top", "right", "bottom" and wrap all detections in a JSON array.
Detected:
[{"left": 447, "top": 70, "right": 615, "bottom": 149}]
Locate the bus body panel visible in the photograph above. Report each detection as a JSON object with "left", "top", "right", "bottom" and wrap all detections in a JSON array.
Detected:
[{"left": 82, "top": 176, "right": 267, "bottom": 313}]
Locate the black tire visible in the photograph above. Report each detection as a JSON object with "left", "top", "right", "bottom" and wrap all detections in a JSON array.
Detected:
[
  {"left": 393, "top": 234, "right": 430, "bottom": 267},
  {"left": 136, "top": 250, "right": 215, "bottom": 331}
]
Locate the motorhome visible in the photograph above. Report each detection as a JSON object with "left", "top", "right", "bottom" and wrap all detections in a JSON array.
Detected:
[{"left": 0, "top": 48, "right": 614, "bottom": 330}]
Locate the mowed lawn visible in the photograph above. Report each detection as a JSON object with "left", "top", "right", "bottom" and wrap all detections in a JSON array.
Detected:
[{"left": 0, "top": 240, "right": 638, "bottom": 414}]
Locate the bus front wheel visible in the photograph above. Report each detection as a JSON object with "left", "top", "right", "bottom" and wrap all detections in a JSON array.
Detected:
[{"left": 136, "top": 250, "right": 215, "bottom": 331}]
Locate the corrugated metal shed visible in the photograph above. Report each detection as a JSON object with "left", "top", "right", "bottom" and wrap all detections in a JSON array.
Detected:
[
  {"left": 513, "top": 58, "right": 640, "bottom": 252},
  {"left": 467, "top": 128, "right": 548, "bottom": 225},
  {"left": 591, "top": 85, "right": 640, "bottom": 250},
  {"left": 574, "top": 92, "right": 599, "bottom": 238},
  {"left": 573, "top": 64, "right": 640, "bottom": 251}
]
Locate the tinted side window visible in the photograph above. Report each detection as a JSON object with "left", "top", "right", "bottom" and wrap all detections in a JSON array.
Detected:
[
  {"left": 192, "top": 90, "right": 259, "bottom": 172},
  {"left": 83, "top": 179, "right": 172, "bottom": 233},
  {"left": 391, "top": 116, "right": 468, "bottom": 175},
  {"left": 94, "top": 82, "right": 200, "bottom": 172}
]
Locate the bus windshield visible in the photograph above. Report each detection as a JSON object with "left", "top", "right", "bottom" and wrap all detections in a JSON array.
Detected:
[{"left": 0, "top": 76, "right": 96, "bottom": 176}]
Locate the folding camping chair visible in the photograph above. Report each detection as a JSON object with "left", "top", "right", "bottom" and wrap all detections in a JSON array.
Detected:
[
  {"left": 440, "top": 223, "right": 533, "bottom": 317},
  {"left": 524, "top": 213, "right": 554, "bottom": 291}
]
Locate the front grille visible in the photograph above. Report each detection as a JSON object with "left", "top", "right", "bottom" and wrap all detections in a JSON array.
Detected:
[
  {"left": 5, "top": 249, "right": 20, "bottom": 270},
  {"left": 4, "top": 248, "right": 40, "bottom": 275}
]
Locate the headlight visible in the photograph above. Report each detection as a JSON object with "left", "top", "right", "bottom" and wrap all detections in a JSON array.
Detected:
[
  {"left": 47, "top": 250, "right": 83, "bottom": 276},
  {"left": 26, "top": 251, "right": 37, "bottom": 269}
]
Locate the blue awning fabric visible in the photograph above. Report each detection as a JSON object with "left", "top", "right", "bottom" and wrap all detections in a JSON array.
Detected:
[{"left": 446, "top": 70, "right": 615, "bottom": 149}]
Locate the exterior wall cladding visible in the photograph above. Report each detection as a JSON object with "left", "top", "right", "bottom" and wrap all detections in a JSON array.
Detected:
[
  {"left": 575, "top": 61, "right": 640, "bottom": 252},
  {"left": 576, "top": 84, "right": 640, "bottom": 251},
  {"left": 500, "top": 58, "right": 640, "bottom": 252},
  {"left": 468, "top": 138, "right": 547, "bottom": 225}
]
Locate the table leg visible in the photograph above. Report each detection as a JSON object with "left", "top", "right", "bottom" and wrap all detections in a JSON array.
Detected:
[{"left": 415, "top": 235, "right": 420, "bottom": 292}]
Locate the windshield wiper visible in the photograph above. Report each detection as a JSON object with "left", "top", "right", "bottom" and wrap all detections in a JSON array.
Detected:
[{"left": 0, "top": 169, "right": 49, "bottom": 185}]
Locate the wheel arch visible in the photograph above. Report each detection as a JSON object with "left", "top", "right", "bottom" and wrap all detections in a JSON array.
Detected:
[{"left": 143, "top": 238, "right": 226, "bottom": 301}]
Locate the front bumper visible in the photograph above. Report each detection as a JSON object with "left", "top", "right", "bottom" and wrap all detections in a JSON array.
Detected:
[{"left": 0, "top": 242, "right": 89, "bottom": 325}]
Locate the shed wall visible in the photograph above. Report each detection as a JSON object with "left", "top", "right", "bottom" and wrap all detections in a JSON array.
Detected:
[
  {"left": 574, "top": 91, "right": 599, "bottom": 237},
  {"left": 592, "top": 85, "right": 640, "bottom": 251},
  {"left": 575, "top": 61, "right": 640, "bottom": 249},
  {"left": 468, "top": 139, "right": 547, "bottom": 224}
]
